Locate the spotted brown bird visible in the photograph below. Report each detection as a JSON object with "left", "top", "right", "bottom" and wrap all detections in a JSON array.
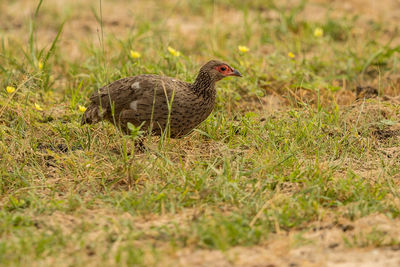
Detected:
[{"left": 81, "top": 60, "right": 242, "bottom": 137}]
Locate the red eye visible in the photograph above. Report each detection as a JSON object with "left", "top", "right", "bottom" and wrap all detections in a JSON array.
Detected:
[{"left": 220, "top": 66, "right": 227, "bottom": 71}]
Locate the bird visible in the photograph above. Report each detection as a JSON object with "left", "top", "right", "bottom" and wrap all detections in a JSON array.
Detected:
[{"left": 81, "top": 59, "right": 242, "bottom": 138}]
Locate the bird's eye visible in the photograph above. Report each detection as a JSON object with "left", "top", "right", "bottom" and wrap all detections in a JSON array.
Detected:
[{"left": 220, "top": 67, "right": 226, "bottom": 71}]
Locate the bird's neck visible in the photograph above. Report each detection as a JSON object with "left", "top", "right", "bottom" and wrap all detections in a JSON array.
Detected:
[{"left": 191, "top": 71, "right": 216, "bottom": 99}]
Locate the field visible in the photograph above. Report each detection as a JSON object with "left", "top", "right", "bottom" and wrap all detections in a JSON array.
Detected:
[{"left": 1, "top": 0, "right": 400, "bottom": 266}]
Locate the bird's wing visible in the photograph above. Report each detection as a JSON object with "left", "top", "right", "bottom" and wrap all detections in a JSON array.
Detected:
[
  {"left": 89, "top": 77, "right": 140, "bottom": 110},
  {"left": 87, "top": 75, "right": 192, "bottom": 119}
]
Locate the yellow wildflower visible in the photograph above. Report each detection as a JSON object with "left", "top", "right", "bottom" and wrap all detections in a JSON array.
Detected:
[
  {"left": 238, "top": 45, "right": 250, "bottom": 53},
  {"left": 78, "top": 105, "right": 87, "bottom": 112},
  {"left": 6, "top": 86, "right": 15, "bottom": 94},
  {"left": 37, "top": 60, "right": 43, "bottom": 70},
  {"left": 130, "top": 50, "right": 141, "bottom": 59},
  {"left": 34, "top": 103, "right": 43, "bottom": 111},
  {"left": 168, "top": 46, "right": 181, "bottom": 57},
  {"left": 314, "top": 27, "right": 324, "bottom": 37},
  {"left": 288, "top": 52, "right": 295, "bottom": 58}
]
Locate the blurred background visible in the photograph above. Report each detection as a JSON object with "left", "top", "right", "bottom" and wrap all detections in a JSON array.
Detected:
[{"left": 1, "top": 0, "right": 400, "bottom": 110}]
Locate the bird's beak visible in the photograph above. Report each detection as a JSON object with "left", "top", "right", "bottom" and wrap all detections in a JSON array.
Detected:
[{"left": 230, "top": 69, "right": 242, "bottom": 77}]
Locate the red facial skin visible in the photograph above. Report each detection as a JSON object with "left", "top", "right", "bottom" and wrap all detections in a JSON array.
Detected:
[
  {"left": 215, "top": 64, "right": 232, "bottom": 75},
  {"left": 214, "top": 64, "right": 242, "bottom": 77}
]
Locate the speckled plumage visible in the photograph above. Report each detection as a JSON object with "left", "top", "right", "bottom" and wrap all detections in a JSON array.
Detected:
[{"left": 81, "top": 60, "right": 241, "bottom": 138}]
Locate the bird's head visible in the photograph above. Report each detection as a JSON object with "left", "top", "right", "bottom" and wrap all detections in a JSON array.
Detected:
[{"left": 200, "top": 60, "right": 242, "bottom": 81}]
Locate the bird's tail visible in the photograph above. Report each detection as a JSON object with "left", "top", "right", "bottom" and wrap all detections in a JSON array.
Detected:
[{"left": 81, "top": 105, "right": 102, "bottom": 125}]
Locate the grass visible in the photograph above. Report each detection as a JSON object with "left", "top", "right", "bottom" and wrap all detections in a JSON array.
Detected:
[{"left": 1, "top": 0, "right": 400, "bottom": 265}]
